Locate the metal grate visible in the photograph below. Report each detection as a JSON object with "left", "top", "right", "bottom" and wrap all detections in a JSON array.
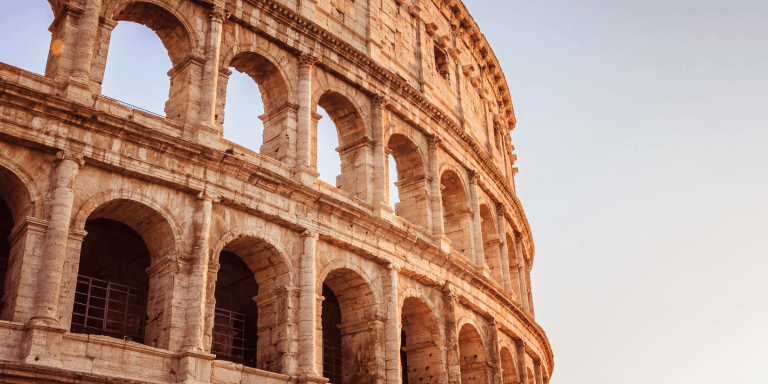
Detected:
[
  {"left": 211, "top": 307, "right": 256, "bottom": 366},
  {"left": 323, "top": 338, "right": 343, "bottom": 384},
  {"left": 70, "top": 275, "right": 146, "bottom": 343}
]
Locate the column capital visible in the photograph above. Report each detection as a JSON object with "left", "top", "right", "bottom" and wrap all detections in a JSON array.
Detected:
[
  {"left": 468, "top": 169, "right": 481, "bottom": 185},
  {"left": 372, "top": 93, "right": 390, "bottom": 107},
  {"left": 298, "top": 53, "right": 319, "bottom": 68},
  {"left": 496, "top": 202, "right": 506, "bottom": 216},
  {"left": 54, "top": 150, "right": 84, "bottom": 167},
  {"left": 301, "top": 230, "right": 318, "bottom": 239},
  {"left": 209, "top": 7, "right": 230, "bottom": 23},
  {"left": 427, "top": 134, "right": 442, "bottom": 148}
]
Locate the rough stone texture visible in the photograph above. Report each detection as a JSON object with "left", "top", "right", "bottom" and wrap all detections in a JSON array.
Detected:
[{"left": 0, "top": 0, "right": 552, "bottom": 383}]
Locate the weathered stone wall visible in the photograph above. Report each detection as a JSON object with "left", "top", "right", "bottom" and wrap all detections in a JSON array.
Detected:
[{"left": 0, "top": 0, "right": 551, "bottom": 383}]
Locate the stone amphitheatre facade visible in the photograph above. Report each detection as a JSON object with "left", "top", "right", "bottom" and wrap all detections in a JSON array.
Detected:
[{"left": 0, "top": 0, "right": 553, "bottom": 383}]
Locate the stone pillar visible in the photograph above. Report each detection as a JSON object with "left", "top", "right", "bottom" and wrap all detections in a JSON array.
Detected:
[
  {"left": 428, "top": 136, "right": 450, "bottom": 252},
  {"left": 191, "top": 7, "right": 228, "bottom": 148},
  {"left": 468, "top": 171, "right": 485, "bottom": 268},
  {"left": 31, "top": 151, "right": 83, "bottom": 327},
  {"left": 372, "top": 94, "right": 393, "bottom": 218},
  {"left": 384, "top": 264, "right": 400, "bottom": 384},
  {"left": 514, "top": 234, "right": 530, "bottom": 314},
  {"left": 515, "top": 340, "right": 528, "bottom": 384},
  {"left": 298, "top": 231, "right": 322, "bottom": 379},
  {"left": 526, "top": 267, "right": 535, "bottom": 319},
  {"left": 1, "top": 217, "right": 49, "bottom": 323},
  {"left": 365, "top": 0, "right": 382, "bottom": 62},
  {"left": 64, "top": 0, "right": 102, "bottom": 104},
  {"left": 533, "top": 360, "right": 544, "bottom": 384},
  {"left": 442, "top": 283, "right": 461, "bottom": 384},
  {"left": 182, "top": 193, "right": 215, "bottom": 352},
  {"left": 299, "top": 0, "right": 318, "bottom": 20},
  {"left": 295, "top": 55, "right": 320, "bottom": 185},
  {"left": 487, "top": 319, "right": 503, "bottom": 384},
  {"left": 253, "top": 286, "right": 300, "bottom": 375},
  {"left": 495, "top": 204, "right": 513, "bottom": 294}
]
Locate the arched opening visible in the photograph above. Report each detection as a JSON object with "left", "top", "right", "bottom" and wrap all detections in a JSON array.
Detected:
[
  {"left": 212, "top": 251, "right": 258, "bottom": 368},
  {"left": 102, "top": 2, "right": 194, "bottom": 121},
  {"left": 479, "top": 204, "right": 503, "bottom": 287},
  {"left": 320, "top": 268, "right": 382, "bottom": 384},
  {"left": 219, "top": 51, "right": 291, "bottom": 159},
  {"left": 388, "top": 134, "right": 429, "bottom": 228},
  {"left": 72, "top": 218, "right": 151, "bottom": 343},
  {"left": 315, "top": 92, "right": 370, "bottom": 202},
  {"left": 500, "top": 347, "right": 518, "bottom": 384},
  {"left": 401, "top": 297, "right": 444, "bottom": 384},
  {"left": 458, "top": 324, "right": 489, "bottom": 384},
  {"left": 440, "top": 170, "right": 473, "bottom": 259},
  {"left": 526, "top": 368, "right": 535, "bottom": 384},
  {"left": 70, "top": 199, "right": 176, "bottom": 348},
  {"left": 0, "top": 165, "right": 36, "bottom": 322},
  {"left": 0, "top": 0, "right": 54, "bottom": 76},
  {"left": 213, "top": 235, "right": 293, "bottom": 373}
]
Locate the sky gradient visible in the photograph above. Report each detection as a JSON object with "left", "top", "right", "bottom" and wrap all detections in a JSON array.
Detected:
[{"left": 0, "top": 1, "right": 766, "bottom": 383}]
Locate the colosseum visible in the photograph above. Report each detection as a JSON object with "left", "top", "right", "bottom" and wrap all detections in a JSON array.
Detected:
[{"left": 0, "top": 0, "right": 553, "bottom": 383}]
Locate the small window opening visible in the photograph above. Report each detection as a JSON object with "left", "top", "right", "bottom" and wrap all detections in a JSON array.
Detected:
[{"left": 434, "top": 45, "right": 450, "bottom": 81}]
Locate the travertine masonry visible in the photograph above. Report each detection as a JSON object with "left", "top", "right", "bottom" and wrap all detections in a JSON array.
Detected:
[{"left": 0, "top": 0, "right": 552, "bottom": 383}]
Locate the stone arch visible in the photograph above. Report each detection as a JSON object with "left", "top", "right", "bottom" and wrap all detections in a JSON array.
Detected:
[
  {"left": 499, "top": 346, "right": 518, "bottom": 384},
  {"left": 319, "top": 262, "right": 384, "bottom": 384},
  {"left": 206, "top": 227, "right": 296, "bottom": 372},
  {"left": 479, "top": 203, "right": 504, "bottom": 287},
  {"left": 388, "top": 133, "right": 430, "bottom": 228},
  {"left": 0, "top": 155, "right": 42, "bottom": 222},
  {"left": 458, "top": 322, "right": 490, "bottom": 384},
  {"left": 400, "top": 294, "right": 446, "bottom": 384},
  {"left": 316, "top": 260, "right": 382, "bottom": 314},
  {"left": 439, "top": 167, "right": 473, "bottom": 259},
  {"left": 209, "top": 226, "right": 296, "bottom": 291},
  {"left": 105, "top": 0, "right": 199, "bottom": 65},
  {"left": 72, "top": 189, "right": 181, "bottom": 260},
  {"left": 217, "top": 45, "right": 297, "bottom": 162},
  {"left": 313, "top": 87, "right": 372, "bottom": 201}
]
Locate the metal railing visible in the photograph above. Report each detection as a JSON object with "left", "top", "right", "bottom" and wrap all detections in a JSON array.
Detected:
[
  {"left": 70, "top": 275, "right": 147, "bottom": 343},
  {"left": 211, "top": 307, "right": 257, "bottom": 367},
  {"left": 99, "top": 95, "right": 166, "bottom": 119},
  {"left": 323, "top": 338, "right": 343, "bottom": 384}
]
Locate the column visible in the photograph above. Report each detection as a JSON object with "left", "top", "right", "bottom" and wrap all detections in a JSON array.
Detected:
[
  {"left": 428, "top": 136, "right": 450, "bottom": 252},
  {"left": 496, "top": 204, "right": 512, "bottom": 294},
  {"left": 372, "top": 94, "right": 393, "bottom": 217},
  {"left": 295, "top": 54, "right": 320, "bottom": 185},
  {"left": 442, "top": 283, "right": 461, "bottom": 384},
  {"left": 298, "top": 231, "right": 322, "bottom": 379},
  {"left": 533, "top": 360, "right": 544, "bottom": 384},
  {"left": 182, "top": 193, "right": 215, "bottom": 352},
  {"left": 468, "top": 171, "right": 485, "bottom": 269},
  {"left": 64, "top": 0, "right": 102, "bottom": 104},
  {"left": 514, "top": 234, "right": 530, "bottom": 314},
  {"left": 526, "top": 267, "right": 535, "bottom": 319},
  {"left": 299, "top": 0, "right": 318, "bottom": 20},
  {"left": 384, "top": 264, "right": 400, "bottom": 384},
  {"left": 31, "top": 151, "right": 84, "bottom": 326},
  {"left": 487, "top": 319, "right": 503, "bottom": 384},
  {"left": 515, "top": 340, "right": 529, "bottom": 384},
  {"left": 190, "top": 7, "right": 228, "bottom": 147}
]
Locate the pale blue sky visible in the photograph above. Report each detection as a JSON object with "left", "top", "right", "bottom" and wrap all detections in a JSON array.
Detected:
[{"left": 1, "top": 1, "right": 766, "bottom": 383}]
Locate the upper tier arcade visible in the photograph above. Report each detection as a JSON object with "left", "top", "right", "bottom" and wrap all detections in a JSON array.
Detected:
[{"left": 0, "top": 0, "right": 553, "bottom": 384}]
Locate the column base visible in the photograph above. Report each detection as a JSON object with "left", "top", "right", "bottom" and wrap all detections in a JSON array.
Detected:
[
  {"left": 177, "top": 350, "right": 216, "bottom": 384},
  {"left": 372, "top": 202, "right": 394, "bottom": 220},
  {"left": 297, "top": 375, "right": 329, "bottom": 384},
  {"left": 185, "top": 123, "right": 220, "bottom": 148},
  {"left": 431, "top": 234, "right": 452, "bottom": 253},
  {"left": 62, "top": 78, "right": 93, "bottom": 106},
  {"left": 293, "top": 166, "right": 320, "bottom": 185},
  {"left": 21, "top": 323, "right": 67, "bottom": 369}
]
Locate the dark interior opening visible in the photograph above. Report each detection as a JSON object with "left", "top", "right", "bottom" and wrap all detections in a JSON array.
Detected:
[
  {"left": 434, "top": 45, "right": 449, "bottom": 81},
  {"left": 72, "top": 218, "right": 151, "bottom": 343},
  {"left": 322, "top": 283, "right": 343, "bottom": 383},
  {"left": 401, "top": 329, "right": 409, "bottom": 384},
  {"left": 0, "top": 198, "right": 13, "bottom": 313},
  {"left": 213, "top": 250, "right": 259, "bottom": 368}
]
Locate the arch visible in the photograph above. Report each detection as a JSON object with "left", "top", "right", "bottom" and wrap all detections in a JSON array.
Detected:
[
  {"left": 105, "top": 0, "right": 198, "bottom": 66},
  {"left": 219, "top": 44, "right": 297, "bottom": 107},
  {"left": 400, "top": 295, "right": 446, "bottom": 384},
  {"left": 458, "top": 322, "right": 489, "bottom": 384},
  {"left": 210, "top": 227, "right": 296, "bottom": 292},
  {"left": 388, "top": 133, "right": 430, "bottom": 228},
  {"left": 0, "top": 155, "right": 42, "bottom": 222},
  {"left": 316, "top": 261, "right": 382, "bottom": 318},
  {"left": 312, "top": 86, "right": 371, "bottom": 138},
  {"left": 479, "top": 203, "right": 504, "bottom": 287},
  {"left": 440, "top": 168, "right": 473, "bottom": 259},
  {"left": 499, "top": 346, "right": 518, "bottom": 384},
  {"left": 72, "top": 189, "right": 182, "bottom": 261}
]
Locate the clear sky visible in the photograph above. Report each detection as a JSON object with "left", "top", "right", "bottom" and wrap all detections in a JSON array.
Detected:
[{"left": 1, "top": 1, "right": 766, "bottom": 383}]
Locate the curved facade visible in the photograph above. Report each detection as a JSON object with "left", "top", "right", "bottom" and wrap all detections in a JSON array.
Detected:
[{"left": 0, "top": 0, "right": 553, "bottom": 384}]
